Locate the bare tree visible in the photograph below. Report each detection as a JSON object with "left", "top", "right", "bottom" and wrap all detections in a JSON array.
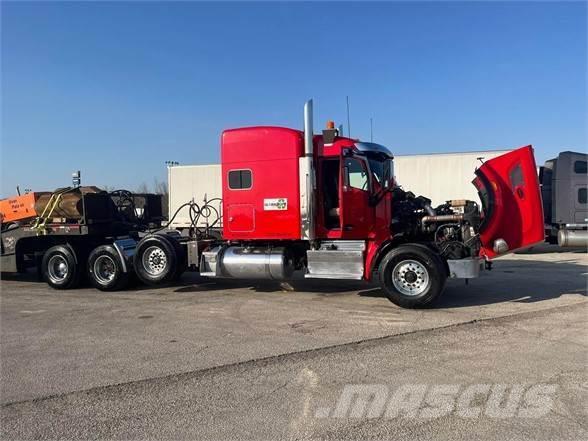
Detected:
[
  {"left": 136, "top": 182, "right": 150, "bottom": 193},
  {"left": 153, "top": 177, "right": 168, "bottom": 195},
  {"left": 153, "top": 177, "right": 169, "bottom": 216}
]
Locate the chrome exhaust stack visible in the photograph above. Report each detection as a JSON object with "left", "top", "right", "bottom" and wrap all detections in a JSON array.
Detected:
[
  {"left": 300, "top": 99, "right": 316, "bottom": 240},
  {"left": 304, "top": 99, "right": 314, "bottom": 157}
]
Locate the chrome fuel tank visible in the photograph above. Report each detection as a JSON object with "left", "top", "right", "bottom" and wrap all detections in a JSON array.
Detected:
[{"left": 220, "top": 246, "right": 294, "bottom": 280}]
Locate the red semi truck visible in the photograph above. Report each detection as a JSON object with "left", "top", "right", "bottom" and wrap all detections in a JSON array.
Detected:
[{"left": 1, "top": 100, "right": 545, "bottom": 308}]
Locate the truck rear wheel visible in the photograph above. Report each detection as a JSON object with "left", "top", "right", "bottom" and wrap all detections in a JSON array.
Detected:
[
  {"left": 87, "top": 245, "right": 129, "bottom": 291},
  {"left": 42, "top": 245, "right": 82, "bottom": 290},
  {"left": 133, "top": 235, "right": 178, "bottom": 285},
  {"left": 378, "top": 244, "right": 447, "bottom": 308}
]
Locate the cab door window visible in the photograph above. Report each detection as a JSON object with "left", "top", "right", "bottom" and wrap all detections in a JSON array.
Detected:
[
  {"left": 345, "top": 158, "right": 369, "bottom": 191},
  {"left": 340, "top": 156, "right": 373, "bottom": 239}
]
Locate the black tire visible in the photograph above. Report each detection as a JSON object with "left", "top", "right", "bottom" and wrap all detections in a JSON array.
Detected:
[
  {"left": 87, "top": 245, "right": 129, "bottom": 291},
  {"left": 42, "top": 245, "right": 82, "bottom": 290},
  {"left": 160, "top": 233, "right": 187, "bottom": 281},
  {"left": 378, "top": 244, "right": 447, "bottom": 308},
  {"left": 133, "top": 235, "right": 178, "bottom": 285}
]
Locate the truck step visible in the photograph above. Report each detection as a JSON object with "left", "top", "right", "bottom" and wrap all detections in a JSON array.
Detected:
[{"left": 306, "top": 242, "right": 365, "bottom": 280}]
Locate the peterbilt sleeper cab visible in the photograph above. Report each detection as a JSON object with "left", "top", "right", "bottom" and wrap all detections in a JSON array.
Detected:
[
  {"left": 193, "top": 100, "right": 545, "bottom": 308},
  {"left": 2, "top": 100, "right": 544, "bottom": 308}
]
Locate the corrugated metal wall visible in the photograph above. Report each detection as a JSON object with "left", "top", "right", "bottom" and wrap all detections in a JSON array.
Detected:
[{"left": 168, "top": 150, "right": 511, "bottom": 227}]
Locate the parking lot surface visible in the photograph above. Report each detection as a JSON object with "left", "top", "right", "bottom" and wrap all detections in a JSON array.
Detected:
[{"left": 1, "top": 246, "right": 586, "bottom": 440}]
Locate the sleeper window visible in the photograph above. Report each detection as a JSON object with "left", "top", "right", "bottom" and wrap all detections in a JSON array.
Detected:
[
  {"left": 574, "top": 161, "right": 587, "bottom": 175},
  {"left": 228, "top": 170, "right": 252, "bottom": 190}
]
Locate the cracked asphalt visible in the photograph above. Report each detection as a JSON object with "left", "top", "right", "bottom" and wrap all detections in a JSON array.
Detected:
[{"left": 1, "top": 245, "right": 586, "bottom": 440}]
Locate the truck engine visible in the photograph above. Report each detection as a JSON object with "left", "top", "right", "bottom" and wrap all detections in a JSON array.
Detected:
[{"left": 390, "top": 188, "right": 482, "bottom": 260}]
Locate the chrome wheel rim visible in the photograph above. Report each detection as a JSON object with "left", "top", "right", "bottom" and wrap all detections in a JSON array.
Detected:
[
  {"left": 392, "top": 259, "right": 429, "bottom": 296},
  {"left": 93, "top": 255, "right": 117, "bottom": 284},
  {"left": 48, "top": 255, "right": 68, "bottom": 283},
  {"left": 142, "top": 245, "right": 167, "bottom": 276}
]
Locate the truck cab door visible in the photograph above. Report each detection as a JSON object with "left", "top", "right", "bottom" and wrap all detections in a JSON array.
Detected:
[
  {"left": 339, "top": 155, "right": 373, "bottom": 238},
  {"left": 473, "top": 145, "right": 544, "bottom": 258}
]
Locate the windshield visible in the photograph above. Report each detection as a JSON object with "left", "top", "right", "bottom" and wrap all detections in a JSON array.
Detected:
[{"left": 367, "top": 154, "right": 393, "bottom": 186}]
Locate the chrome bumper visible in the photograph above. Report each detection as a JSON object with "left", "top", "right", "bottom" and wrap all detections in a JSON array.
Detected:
[{"left": 447, "top": 257, "right": 483, "bottom": 279}]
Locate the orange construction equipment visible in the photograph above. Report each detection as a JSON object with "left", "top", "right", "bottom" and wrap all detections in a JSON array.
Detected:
[{"left": 0, "top": 193, "right": 43, "bottom": 223}]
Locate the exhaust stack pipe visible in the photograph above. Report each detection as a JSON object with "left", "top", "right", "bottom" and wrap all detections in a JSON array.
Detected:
[
  {"left": 304, "top": 99, "right": 313, "bottom": 156},
  {"left": 300, "top": 99, "right": 315, "bottom": 240}
]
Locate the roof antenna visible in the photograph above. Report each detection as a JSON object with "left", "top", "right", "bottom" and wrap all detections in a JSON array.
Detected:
[
  {"left": 346, "top": 96, "right": 351, "bottom": 138},
  {"left": 370, "top": 117, "right": 373, "bottom": 142}
]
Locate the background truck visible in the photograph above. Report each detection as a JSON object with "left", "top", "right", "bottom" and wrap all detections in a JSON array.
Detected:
[
  {"left": 1, "top": 100, "right": 545, "bottom": 308},
  {"left": 539, "top": 151, "right": 588, "bottom": 247}
]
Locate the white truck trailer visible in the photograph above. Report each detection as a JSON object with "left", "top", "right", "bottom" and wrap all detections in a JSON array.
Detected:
[{"left": 167, "top": 164, "right": 223, "bottom": 231}]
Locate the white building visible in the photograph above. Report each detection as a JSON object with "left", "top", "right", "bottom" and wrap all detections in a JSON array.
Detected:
[
  {"left": 167, "top": 149, "right": 511, "bottom": 229},
  {"left": 393, "top": 150, "right": 510, "bottom": 206}
]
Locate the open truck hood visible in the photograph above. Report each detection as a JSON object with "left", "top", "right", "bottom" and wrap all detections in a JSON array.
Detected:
[{"left": 473, "top": 145, "right": 545, "bottom": 258}]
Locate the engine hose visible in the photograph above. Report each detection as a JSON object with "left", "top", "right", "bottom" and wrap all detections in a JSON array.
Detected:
[{"left": 150, "top": 198, "right": 223, "bottom": 240}]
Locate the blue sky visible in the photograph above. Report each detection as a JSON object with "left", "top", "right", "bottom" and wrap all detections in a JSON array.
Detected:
[{"left": 1, "top": 1, "right": 586, "bottom": 195}]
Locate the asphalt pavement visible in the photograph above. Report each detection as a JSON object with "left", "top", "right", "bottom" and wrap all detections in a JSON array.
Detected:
[{"left": 1, "top": 245, "right": 586, "bottom": 440}]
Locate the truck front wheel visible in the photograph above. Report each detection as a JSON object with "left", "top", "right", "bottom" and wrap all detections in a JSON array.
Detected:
[
  {"left": 378, "top": 244, "right": 447, "bottom": 308},
  {"left": 42, "top": 245, "right": 82, "bottom": 290}
]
